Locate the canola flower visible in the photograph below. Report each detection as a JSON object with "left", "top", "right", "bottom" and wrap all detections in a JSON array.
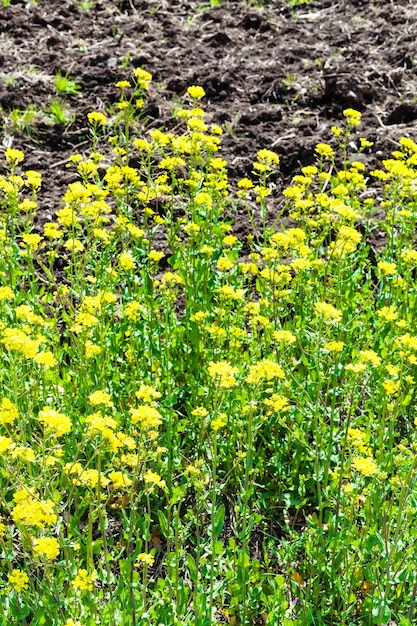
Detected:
[
  {"left": 32, "top": 536, "right": 60, "bottom": 559},
  {"left": 129, "top": 405, "right": 163, "bottom": 429},
  {"left": 71, "top": 569, "right": 97, "bottom": 592},
  {"left": 187, "top": 85, "right": 206, "bottom": 100},
  {"left": 351, "top": 457, "right": 378, "bottom": 477},
  {"left": 246, "top": 359, "right": 285, "bottom": 384},
  {"left": 314, "top": 301, "right": 343, "bottom": 324},
  {"left": 12, "top": 490, "right": 57, "bottom": 529},
  {"left": 208, "top": 361, "right": 239, "bottom": 388},
  {"left": 8, "top": 569, "right": 29, "bottom": 592},
  {"left": 136, "top": 552, "right": 155, "bottom": 567},
  {"left": 0, "top": 398, "right": 19, "bottom": 424},
  {"left": 38, "top": 407, "right": 71, "bottom": 437}
]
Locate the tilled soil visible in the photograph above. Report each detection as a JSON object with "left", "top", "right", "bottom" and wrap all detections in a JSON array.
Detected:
[{"left": 1, "top": 0, "right": 417, "bottom": 219}]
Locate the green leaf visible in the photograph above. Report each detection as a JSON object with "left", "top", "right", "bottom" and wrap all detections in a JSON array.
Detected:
[
  {"left": 157, "top": 509, "right": 169, "bottom": 538},
  {"left": 10, "top": 599, "right": 31, "bottom": 620},
  {"left": 213, "top": 504, "right": 225, "bottom": 539},
  {"left": 187, "top": 553, "right": 197, "bottom": 581},
  {"left": 91, "top": 539, "right": 103, "bottom": 554}
]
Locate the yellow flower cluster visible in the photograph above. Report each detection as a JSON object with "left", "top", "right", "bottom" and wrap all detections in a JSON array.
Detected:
[
  {"left": 314, "top": 301, "right": 343, "bottom": 324},
  {"left": 12, "top": 489, "right": 57, "bottom": 529},
  {"left": 8, "top": 569, "right": 29, "bottom": 592},
  {"left": 71, "top": 568, "right": 97, "bottom": 592},
  {"left": 208, "top": 360, "right": 239, "bottom": 388},
  {"left": 246, "top": 359, "right": 285, "bottom": 384},
  {"left": 38, "top": 407, "right": 72, "bottom": 437}
]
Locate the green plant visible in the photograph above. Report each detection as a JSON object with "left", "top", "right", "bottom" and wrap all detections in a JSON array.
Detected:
[
  {"left": 7, "top": 105, "right": 41, "bottom": 135},
  {"left": 48, "top": 100, "right": 75, "bottom": 125},
  {"left": 76, "top": 0, "right": 94, "bottom": 9},
  {"left": 54, "top": 71, "right": 81, "bottom": 95},
  {"left": 1, "top": 72, "right": 417, "bottom": 626}
]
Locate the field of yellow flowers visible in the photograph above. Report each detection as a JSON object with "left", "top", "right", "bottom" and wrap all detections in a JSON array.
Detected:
[{"left": 1, "top": 64, "right": 417, "bottom": 626}]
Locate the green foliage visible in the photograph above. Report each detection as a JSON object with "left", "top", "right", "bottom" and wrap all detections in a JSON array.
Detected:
[
  {"left": 5, "top": 105, "right": 41, "bottom": 135},
  {"left": 48, "top": 99, "right": 75, "bottom": 125},
  {"left": 54, "top": 71, "right": 81, "bottom": 95},
  {"left": 0, "top": 74, "right": 417, "bottom": 625}
]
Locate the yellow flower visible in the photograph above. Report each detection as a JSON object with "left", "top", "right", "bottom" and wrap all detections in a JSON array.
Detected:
[
  {"left": 382, "top": 379, "right": 400, "bottom": 395},
  {"left": 187, "top": 117, "right": 207, "bottom": 132},
  {"left": 12, "top": 490, "right": 58, "bottom": 529},
  {"left": 1, "top": 327, "right": 44, "bottom": 358},
  {"left": 0, "top": 398, "right": 19, "bottom": 424},
  {"left": 194, "top": 191, "right": 213, "bottom": 207},
  {"left": 129, "top": 405, "right": 162, "bottom": 429},
  {"left": 237, "top": 177, "right": 254, "bottom": 190},
  {"left": 89, "top": 390, "right": 114, "bottom": 408},
  {"left": 377, "top": 261, "right": 397, "bottom": 276},
  {"left": 108, "top": 471, "right": 132, "bottom": 489},
  {"left": 115, "top": 80, "right": 131, "bottom": 89},
  {"left": 315, "top": 143, "right": 335, "bottom": 159},
  {"left": 218, "top": 285, "right": 245, "bottom": 301},
  {"left": 0, "top": 286, "right": 15, "bottom": 300},
  {"left": 143, "top": 470, "right": 166, "bottom": 489},
  {"left": 211, "top": 413, "right": 227, "bottom": 431},
  {"left": 256, "top": 148, "right": 280, "bottom": 166},
  {"left": 33, "top": 536, "right": 60, "bottom": 559},
  {"left": 123, "top": 300, "right": 144, "bottom": 321},
  {"left": 133, "top": 68, "right": 152, "bottom": 89},
  {"left": 395, "top": 333, "right": 417, "bottom": 351},
  {"left": 85, "top": 340, "right": 102, "bottom": 359},
  {"left": 71, "top": 569, "right": 97, "bottom": 592},
  {"left": 345, "top": 362, "right": 367, "bottom": 374},
  {"left": 5, "top": 148, "right": 25, "bottom": 164},
  {"left": 148, "top": 249, "right": 164, "bottom": 262},
  {"left": 264, "top": 394, "right": 290, "bottom": 413},
  {"left": 0, "top": 435, "right": 15, "bottom": 453},
  {"left": 136, "top": 552, "right": 155, "bottom": 566},
  {"left": 187, "top": 85, "right": 206, "bottom": 100},
  {"left": 208, "top": 361, "right": 238, "bottom": 388},
  {"left": 9, "top": 445, "right": 34, "bottom": 462},
  {"left": 191, "top": 406, "right": 209, "bottom": 418},
  {"left": 314, "top": 301, "right": 342, "bottom": 324},
  {"left": 351, "top": 457, "right": 377, "bottom": 477},
  {"left": 44, "top": 222, "right": 62, "bottom": 239},
  {"left": 38, "top": 407, "right": 71, "bottom": 437},
  {"left": 8, "top": 569, "right": 29, "bottom": 592},
  {"left": 343, "top": 108, "right": 362, "bottom": 126},
  {"left": 135, "top": 385, "right": 161, "bottom": 403},
  {"left": 273, "top": 329, "right": 296, "bottom": 345},
  {"left": 34, "top": 351, "right": 57, "bottom": 369},
  {"left": 64, "top": 239, "right": 84, "bottom": 253},
  {"left": 377, "top": 306, "right": 398, "bottom": 322},
  {"left": 359, "top": 350, "right": 381, "bottom": 367},
  {"left": 246, "top": 359, "right": 285, "bottom": 384},
  {"left": 359, "top": 137, "right": 373, "bottom": 149},
  {"left": 324, "top": 341, "right": 344, "bottom": 353},
  {"left": 25, "top": 169, "right": 42, "bottom": 188},
  {"left": 223, "top": 235, "right": 238, "bottom": 247},
  {"left": 118, "top": 251, "right": 136, "bottom": 270},
  {"left": 21, "top": 233, "right": 42, "bottom": 249},
  {"left": 87, "top": 111, "right": 107, "bottom": 126},
  {"left": 19, "top": 199, "right": 37, "bottom": 213},
  {"left": 217, "top": 257, "right": 234, "bottom": 271}
]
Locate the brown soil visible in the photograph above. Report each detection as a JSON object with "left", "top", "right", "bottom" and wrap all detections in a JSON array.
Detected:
[{"left": 1, "top": 0, "right": 417, "bottom": 219}]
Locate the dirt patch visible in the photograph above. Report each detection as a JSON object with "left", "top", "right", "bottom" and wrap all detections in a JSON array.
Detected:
[{"left": 1, "top": 0, "right": 417, "bottom": 217}]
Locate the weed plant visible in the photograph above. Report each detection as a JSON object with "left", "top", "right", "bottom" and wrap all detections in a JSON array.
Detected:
[
  {"left": 0, "top": 70, "right": 417, "bottom": 626},
  {"left": 54, "top": 73, "right": 81, "bottom": 96}
]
